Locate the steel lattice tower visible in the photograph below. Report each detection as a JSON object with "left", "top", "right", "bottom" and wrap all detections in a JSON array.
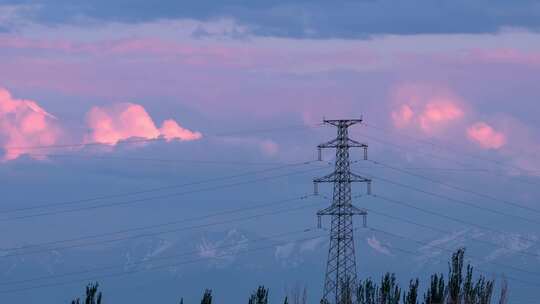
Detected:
[{"left": 314, "top": 119, "right": 371, "bottom": 304}]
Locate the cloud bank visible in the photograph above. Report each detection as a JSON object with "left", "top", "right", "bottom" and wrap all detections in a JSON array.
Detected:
[
  {"left": 0, "top": 88, "right": 202, "bottom": 161},
  {"left": 467, "top": 122, "right": 506, "bottom": 150},
  {"left": 391, "top": 84, "right": 465, "bottom": 134},
  {"left": 0, "top": 87, "right": 61, "bottom": 160},
  {"left": 3, "top": 1, "right": 540, "bottom": 38},
  {"left": 85, "top": 103, "right": 202, "bottom": 145}
]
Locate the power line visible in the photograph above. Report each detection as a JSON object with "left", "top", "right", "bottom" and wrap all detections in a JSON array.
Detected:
[
  {"left": 0, "top": 165, "right": 328, "bottom": 221},
  {"left": 368, "top": 226, "right": 540, "bottom": 280},
  {"left": 0, "top": 160, "right": 325, "bottom": 218},
  {"left": 18, "top": 146, "right": 516, "bottom": 174},
  {"left": 0, "top": 227, "right": 329, "bottom": 294},
  {"left": 322, "top": 194, "right": 540, "bottom": 260},
  {"left": 371, "top": 194, "right": 538, "bottom": 244},
  {"left": 364, "top": 206, "right": 540, "bottom": 260},
  {"left": 391, "top": 167, "right": 492, "bottom": 172},
  {"left": 5, "top": 226, "right": 535, "bottom": 301},
  {"left": 7, "top": 224, "right": 536, "bottom": 297},
  {"left": 354, "top": 166, "right": 540, "bottom": 226},
  {"left": 359, "top": 131, "right": 540, "bottom": 188},
  {"left": 3, "top": 195, "right": 311, "bottom": 252},
  {"left": 362, "top": 122, "right": 539, "bottom": 174},
  {"left": 357, "top": 132, "right": 477, "bottom": 169},
  {"left": 1, "top": 195, "right": 323, "bottom": 258},
  {"left": 0, "top": 227, "right": 319, "bottom": 288},
  {"left": 358, "top": 128, "right": 540, "bottom": 188},
  {"left": 369, "top": 159, "right": 540, "bottom": 215},
  {"left": 365, "top": 228, "right": 540, "bottom": 289},
  {"left": 20, "top": 153, "right": 304, "bottom": 166},
  {"left": 5, "top": 124, "right": 319, "bottom": 151},
  {"left": 354, "top": 164, "right": 491, "bottom": 173}
]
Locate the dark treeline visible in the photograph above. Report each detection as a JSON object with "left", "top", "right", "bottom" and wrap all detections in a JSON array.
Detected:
[{"left": 71, "top": 248, "right": 508, "bottom": 304}]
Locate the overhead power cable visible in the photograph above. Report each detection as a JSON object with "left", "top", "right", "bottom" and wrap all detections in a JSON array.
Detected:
[
  {"left": 364, "top": 207, "right": 540, "bottom": 260},
  {"left": 370, "top": 194, "right": 538, "bottom": 244},
  {"left": 5, "top": 124, "right": 319, "bottom": 151},
  {"left": 357, "top": 130, "right": 540, "bottom": 188},
  {"left": 0, "top": 227, "right": 330, "bottom": 294},
  {"left": 0, "top": 160, "right": 320, "bottom": 215},
  {"left": 0, "top": 226, "right": 321, "bottom": 288},
  {"left": 369, "top": 226, "right": 540, "bottom": 280},
  {"left": 4, "top": 195, "right": 312, "bottom": 252},
  {"left": 353, "top": 165, "right": 540, "bottom": 226},
  {"left": 0, "top": 162, "right": 329, "bottom": 221},
  {"left": 366, "top": 228, "right": 540, "bottom": 289},
  {"left": 358, "top": 132, "right": 477, "bottom": 169},
  {"left": 18, "top": 153, "right": 304, "bottom": 166},
  {"left": 320, "top": 194, "right": 540, "bottom": 260},
  {"left": 369, "top": 159, "right": 540, "bottom": 214},
  {"left": 1, "top": 195, "right": 323, "bottom": 258},
  {"left": 362, "top": 122, "right": 539, "bottom": 174},
  {"left": 2, "top": 223, "right": 537, "bottom": 295}
]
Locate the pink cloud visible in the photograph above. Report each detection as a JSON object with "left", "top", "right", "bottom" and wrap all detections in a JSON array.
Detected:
[
  {"left": 418, "top": 101, "right": 464, "bottom": 132},
  {"left": 390, "top": 84, "right": 465, "bottom": 133},
  {"left": 0, "top": 87, "right": 61, "bottom": 160},
  {"left": 467, "top": 122, "right": 506, "bottom": 150},
  {"left": 85, "top": 103, "right": 202, "bottom": 145},
  {"left": 391, "top": 104, "right": 414, "bottom": 128},
  {"left": 160, "top": 119, "right": 202, "bottom": 142}
]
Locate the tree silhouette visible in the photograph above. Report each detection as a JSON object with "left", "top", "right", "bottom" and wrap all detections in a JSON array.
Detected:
[
  {"left": 249, "top": 286, "right": 269, "bottom": 304},
  {"left": 403, "top": 279, "right": 419, "bottom": 304},
  {"left": 447, "top": 248, "right": 465, "bottom": 304},
  {"left": 424, "top": 274, "right": 445, "bottom": 304},
  {"left": 66, "top": 248, "right": 506, "bottom": 304},
  {"left": 357, "top": 278, "right": 377, "bottom": 304},
  {"left": 200, "top": 289, "right": 212, "bottom": 304},
  {"left": 422, "top": 248, "right": 498, "bottom": 304},
  {"left": 378, "top": 273, "right": 401, "bottom": 304},
  {"left": 71, "top": 282, "right": 102, "bottom": 304}
]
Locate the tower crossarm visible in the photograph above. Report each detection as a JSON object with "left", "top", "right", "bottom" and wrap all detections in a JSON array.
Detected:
[
  {"left": 322, "top": 119, "right": 363, "bottom": 127},
  {"left": 318, "top": 138, "right": 368, "bottom": 149},
  {"left": 313, "top": 172, "right": 370, "bottom": 183},
  {"left": 349, "top": 172, "right": 371, "bottom": 183},
  {"left": 317, "top": 205, "right": 367, "bottom": 216},
  {"left": 313, "top": 171, "right": 372, "bottom": 195},
  {"left": 316, "top": 204, "right": 368, "bottom": 229},
  {"left": 317, "top": 137, "right": 368, "bottom": 161}
]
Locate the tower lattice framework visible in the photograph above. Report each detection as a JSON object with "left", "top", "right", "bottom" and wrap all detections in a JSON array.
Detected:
[{"left": 314, "top": 119, "right": 371, "bottom": 304}]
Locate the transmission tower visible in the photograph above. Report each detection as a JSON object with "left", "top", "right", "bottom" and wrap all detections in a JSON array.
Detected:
[{"left": 314, "top": 119, "right": 371, "bottom": 304}]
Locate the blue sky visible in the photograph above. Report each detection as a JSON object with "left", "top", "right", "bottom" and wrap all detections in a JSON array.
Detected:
[{"left": 0, "top": 1, "right": 539, "bottom": 303}]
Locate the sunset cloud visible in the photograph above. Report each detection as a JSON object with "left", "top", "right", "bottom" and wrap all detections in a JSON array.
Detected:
[
  {"left": 391, "top": 84, "right": 465, "bottom": 133},
  {"left": 418, "top": 101, "right": 464, "bottom": 132},
  {"left": 159, "top": 119, "right": 202, "bottom": 142},
  {"left": 467, "top": 122, "right": 506, "bottom": 150},
  {"left": 85, "top": 102, "right": 201, "bottom": 145},
  {"left": 391, "top": 104, "right": 414, "bottom": 128},
  {"left": 0, "top": 87, "right": 61, "bottom": 160}
]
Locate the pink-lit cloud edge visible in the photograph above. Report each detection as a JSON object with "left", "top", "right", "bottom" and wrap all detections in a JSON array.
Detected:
[{"left": 0, "top": 87, "right": 202, "bottom": 161}]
